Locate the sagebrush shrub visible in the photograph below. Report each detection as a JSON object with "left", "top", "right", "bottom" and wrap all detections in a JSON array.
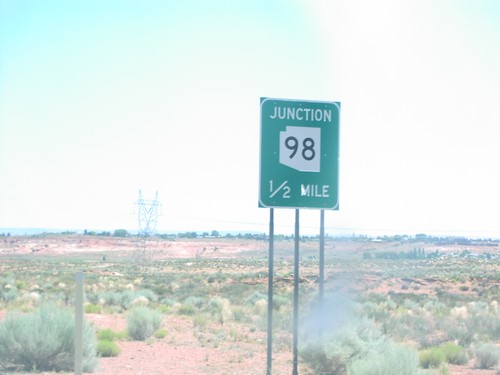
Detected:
[
  {"left": 0, "top": 287, "right": 19, "bottom": 303},
  {"left": 474, "top": 342, "right": 500, "bottom": 369},
  {"left": 349, "top": 341, "right": 419, "bottom": 375},
  {"left": 206, "top": 297, "right": 232, "bottom": 323},
  {"left": 178, "top": 303, "right": 196, "bottom": 316},
  {"left": 300, "top": 341, "right": 348, "bottom": 375},
  {"left": 272, "top": 294, "right": 290, "bottom": 311},
  {"left": 193, "top": 314, "right": 209, "bottom": 329},
  {"left": 126, "top": 306, "right": 163, "bottom": 341},
  {"left": 0, "top": 304, "right": 97, "bottom": 372},
  {"left": 184, "top": 296, "right": 206, "bottom": 309},
  {"left": 244, "top": 291, "right": 267, "bottom": 306},
  {"left": 300, "top": 318, "right": 388, "bottom": 375}
]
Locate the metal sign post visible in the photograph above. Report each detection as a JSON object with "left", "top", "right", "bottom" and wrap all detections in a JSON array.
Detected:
[
  {"left": 260, "top": 97, "right": 340, "bottom": 374},
  {"left": 75, "top": 272, "right": 84, "bottom": 375},
  {"left": 292, "top": 209, "right": 300, "bottom": 375},
  {"left": 319, "top": 210, "right": 325, "bottom": 311},
  {"left": 266, "top": 208, "right": 274, "bottom": 375}
]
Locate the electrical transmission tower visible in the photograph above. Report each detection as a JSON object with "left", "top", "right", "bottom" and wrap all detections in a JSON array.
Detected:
[{"left": 135, "top": 190, "right": 161, "bottom": 237}]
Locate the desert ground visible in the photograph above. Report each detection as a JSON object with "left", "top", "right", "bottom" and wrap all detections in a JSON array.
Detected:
[{"left": 1, "top": 233, "right": 499, "bottom": 374}]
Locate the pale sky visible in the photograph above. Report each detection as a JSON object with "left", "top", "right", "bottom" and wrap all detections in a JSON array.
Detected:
[{"left": 1, "top": 0, "right": 499, "bottom": 237}]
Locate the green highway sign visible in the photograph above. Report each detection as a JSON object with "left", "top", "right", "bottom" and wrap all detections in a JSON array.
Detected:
[{"left": 259, "top": 98, "right": 340, "bottom": 209}]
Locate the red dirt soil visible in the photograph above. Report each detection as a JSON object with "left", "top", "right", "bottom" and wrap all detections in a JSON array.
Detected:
[{"left": 86, "top": 314, "right": 292, "bottom": 375}]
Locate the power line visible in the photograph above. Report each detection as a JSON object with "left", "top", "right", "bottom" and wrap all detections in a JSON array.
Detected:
[{"left": 135, "top": 190, "right": 161, "bottom": 237}]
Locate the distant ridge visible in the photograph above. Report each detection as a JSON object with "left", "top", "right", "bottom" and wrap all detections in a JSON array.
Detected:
[
  {"left": 0, "top": 228, "right": 82, "bottom": 236},
  {"left": 0, "top": 227, "right": 498, "bottom": 240}
]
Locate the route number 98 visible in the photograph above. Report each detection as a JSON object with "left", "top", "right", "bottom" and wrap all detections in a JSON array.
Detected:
[{"left": 279, "top": 126, "right": 321, "bottom": 172}]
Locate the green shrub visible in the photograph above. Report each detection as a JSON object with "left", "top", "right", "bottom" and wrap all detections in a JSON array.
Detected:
[
  {"left": 127, "top": 306, "right": 163, "bottom": 341},
  {"left": 420, "top": 342, "right": 469, "bottom": 368},
  {"left": 97, "top": 328, "right": 127, "bottom": 341},
  {"left": 15, "top": 280, "right": 28, "bottom": 290},
  {"left": 96, "top": 339, "right": 121, "bottom": 357},
  {"left": 85, "top": 303, "right": 102, "bottom": 314},
  {"left": 158, "top": 304, "right": 171, "bottom": 314},
  {"left": 474, "top": 342, "right": 500, "bottom": 369},
  {"left": 97, "top": 328, "right": 116, "bottom": 341},
  {"left": 154, "top": 328, "right": 168, "bottom": 339},
  {"left": 0, "top": 304, "right": 97, "bottom": 372},
  {"left": 419, "top": 347, "right": 446, "bottom": 368},
  {"left": 440, "top": 342, "right": 468, "bottom": 365}
]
